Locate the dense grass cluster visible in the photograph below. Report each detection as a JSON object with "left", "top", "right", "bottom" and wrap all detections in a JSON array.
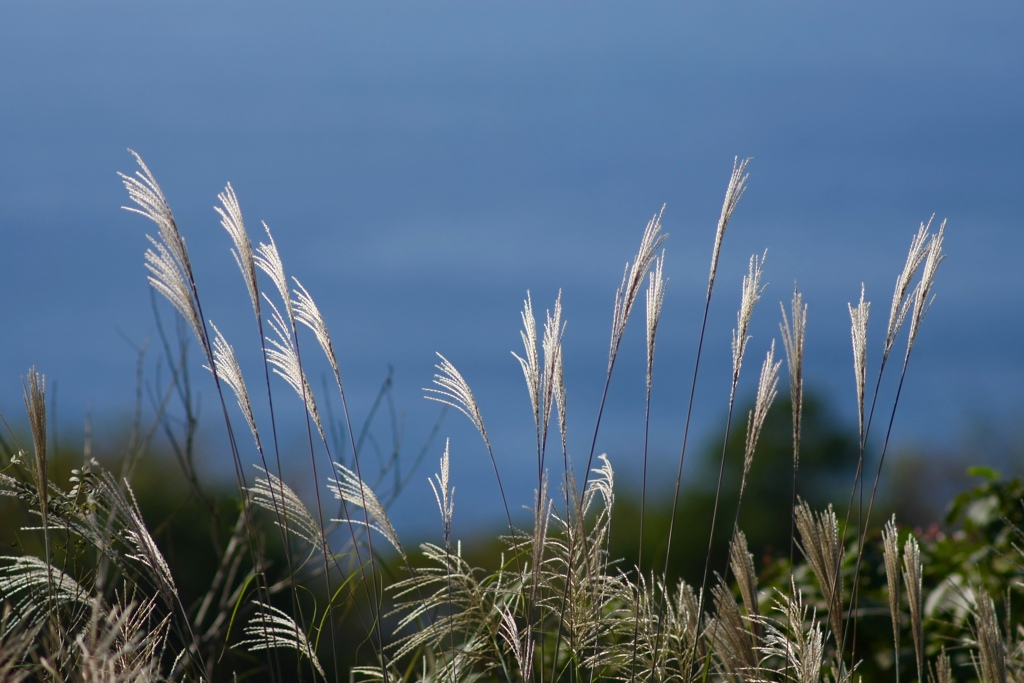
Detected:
[{"left": 2, "top": 153, "right": 1021, "bottom": 682}]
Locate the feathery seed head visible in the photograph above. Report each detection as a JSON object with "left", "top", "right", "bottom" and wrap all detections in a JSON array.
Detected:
[
  {"left": 849, "top": 284, "right": 870, "bottom": 442},
  {"left": 425, "top": 353, "right": 490, "bottom": 449},
  {"left": 541, "top": 290, "right": 566, "bottom": 447},
  {"left": 780, "top": 285, "right": 807, "bottom": 467},
  {"left": 609, "top": 206, "right": 667, "bottom": 372},
  {"left": 708, "top": 156, "right": 752, "bottom": 298},
  {"left": 906, "top": 218, "right": 947, "bottom": 362},
  {"left": 741, "top": 340, "right": 781, "bottom": 498},
  {"left": 429, "top": 440, "right": 455, "bottom": 542},
  {"left": 646, "top": 249, "right": 667, "bottom": 391},
  {"left": 255, "top": 222, "right": 293, "bottom": 319},
  {"left": 512, "top": 291, "right": 541, "bottom": 430},
  {"left": 207, "top": 322, "right": 259, "bottom": 450},
  {"left": 329, "top": 463, "right": 404, "bottom": 558},
  {"left": 732, "top": 250, "right": 768, "bottom": 382},
  {"left": 886, "top": 218, "right": 933, "bottom": 358},
  {"left": 292, "top": 277, "right": 342, "bottom": 383},
  {"left": 215, "top": 182, "right": 261, "bottom": 315}
]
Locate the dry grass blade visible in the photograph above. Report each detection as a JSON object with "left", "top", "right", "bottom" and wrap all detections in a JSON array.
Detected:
[
  {"left": 239, "top": 601, "right": 326, "bottom": 679},
  {"left": 708, "top": 156, "right": 752, "bottom": 298},
  {"left": 329, "top": 463, "right": 404, "bottom": 558},
  {"left": 216, "top": 182, "right": 260, "bottom": 314}
]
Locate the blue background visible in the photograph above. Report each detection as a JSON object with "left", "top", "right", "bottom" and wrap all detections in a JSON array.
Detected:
[{"left": 2, "top": 2, "right": 1022, "bottom": 535}]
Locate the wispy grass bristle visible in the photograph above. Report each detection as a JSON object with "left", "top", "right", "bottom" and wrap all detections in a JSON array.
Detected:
[
  {"left": 250, "top": 465, "right": 325, "bottom": 550},
  {"left": 239, "top": 601, "right": 326, "bottom": 679},
  {"left": 329, "top": 463, "right": 404, "bottom": 558},
  {"left": 707, "top": 156, "right": 752, "bottom": 297}
]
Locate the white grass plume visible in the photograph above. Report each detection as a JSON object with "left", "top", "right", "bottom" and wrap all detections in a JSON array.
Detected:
[
  {"left": 513, "top": 291, "right": 541, "bottom": 433},
  {"left": 902, "top": 532, "right": 924, "bottom": 681},
  {"left": 848, "top": 284, "right": 870, "bottom": 443},
  {"left": 239, "top": 601, "right": 326, "bottom": 679},
  {"left": 905, "top": 218, "right": 946, "bottom": 364},
  {"left": 646, "top": 249, "right": 667, "bottom": 392},
  {"left": 609, "top": 206, "right": 667, "bottom": 374},
  {"left": 207, "top": 322, "right": 260, "bottom": 450},
  {"left": 732, "top": 250, "right": 768, "bottom": 384},
  {"left": 882, "top": 515, "right": 902, "bottom": 665},
  {"left": 0, "top": 556, "right": 86, "bottom": 629},
  {"left": 708, "top": 157, "right": 752, "bottom": 299},
  {"left": 264, "top": 295, "right": 326, "bottom": 442},
  {"left": 120, "top": 151, "right": 204, "bottom": 347},
  {"left": 255, "top": 222, "right": 294, "bottom": 320},
  {"left": 780, "top": 286, "right": 807, "bottom": 467},
  {"left": 794, "top": 499, "right": 844, "bottom": 643},
  {"left": 250, "top": 465, "right": 325, "bottom": 549},
  {"left": 123, "top": 481, "right": 178, "bottom": 604},
  {"left": 741, "top": 340, "right": 781, "bottom": 499},
  {"left": 885, "top": 219, "right": 932, "bottom": 361},
  {"left": 329, "top": 463, "right": 404, "bottom": 558},
  {"left": 425, "top": 353, "right": 490, "bottom": 451},
  {"left": 215, "top": 182, "right": 261, "bottom": 315},
  {"left": 292, "top": 277, "right": 343, "bottom": 386},
  {"left": 429, "top": 440, "right": 455, "bottom": 543}
]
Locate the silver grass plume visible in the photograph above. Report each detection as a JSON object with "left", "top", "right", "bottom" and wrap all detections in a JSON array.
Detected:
[
  {"left": 215, "top": 182, "right": 260, "bottom": 315},
  {"left": 707, "top": 157, "right": 752, "bottom": 299},
  {"left": 0, "top": 556, "right": 85, "bottom": 629},
  {"left": 21, "top": 368, "right": 48, "bottom": 547},
  {"left": 239, "top": 601, "right": 325, "bottom": 679},
  {"left": 741, "top": 341, "right": 781, "bottom": 499},
  {"left": 710, "top": 579, "right": 758, "bottom": 679},
  {"left": 207, "top": 322, "right": 260, "bottom": 450},
  {"left": 755, "top": 584, "right": 825, "bottom": 683},
  {"left": 929, "top": 649, "right": 953, "bottom": 683},
  {"left": 513, "top": 291, "right": 541, "bottom": 434},
  {"left": 123, "top": 481, "right": 178, "bottom": 604},
  {"left": 646, "top": 250, "right": 667, "bottom": 392},
  {"left": 849, "top": 284, "right": 870, "bottom": 444},
  {"left": 882, "top": 516, "right": 902, "bottom": 666},
  {"left": 425, "top": 353, "right": 491, "bottom": 451},
  {"left": 255, "top": 222, "right": 294, "bottom": 321},
  {"left": 780, "top": 286, "right": 807, "bottom": 468},
  {"left": 794, "top": 499, "right": 844, "bottom": 642},
  {"left": 902, "top": 532, "right": 925, "bottom": 681},
  {"left": 120, "top": 151, "right": 204, "bottom": 347},
  {"left": 732, "top": 250, "right": 768, "bottom": 385},
  {"left": 885, "top": 219, "right": 933, "bottom": 361},
  {"left": 609, "top": 206, "right": 667, "bottom": 374},
  {"left": 263, "top": 296, "right": 325, "bottom": 442},
  {"left": 292, "top": 277, "right": 343, "bottom": 386},
  {"left": 329, "top": 463, "right": 404, "bottom": 558},
  {"left": 250, "top": 466, "right": 324, "bottom": 549},
  {"left": 973, "top": 593, "right": 1006, "bottom": 683},
  {"left": 429, "top": 440, "right": 455, "bottom": 543},
  {"left": 540, "top": 290, "right": 566, "bottom": 449},
  {"left": 905, "top": 219, "right": 946, "bottom": 364},
  {"left": 729, "top": 530, "right": 760, "bottom": 624},
  {"left": 499, "top": 605, "right": 535, "bottom": 682}
]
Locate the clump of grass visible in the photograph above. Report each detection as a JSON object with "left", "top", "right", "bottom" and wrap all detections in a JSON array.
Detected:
[{"left": 3, "top": 151, "right": 1020, "bottom": 683}]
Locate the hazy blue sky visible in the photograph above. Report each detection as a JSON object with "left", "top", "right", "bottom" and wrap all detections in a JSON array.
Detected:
[{"left": 2, "top": 2, "right": 1022, "bottom": 533}]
